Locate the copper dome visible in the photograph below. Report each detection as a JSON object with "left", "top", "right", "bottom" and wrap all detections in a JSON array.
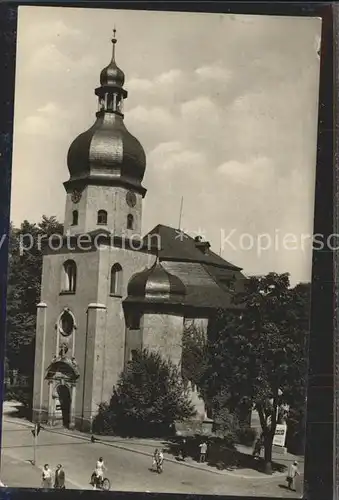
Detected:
[
  {"left": 127, "top": 259, "right": 186, "bottom": 303},
  {"left": 100, "top": 60, "right": 125, "bottom": 87},
  {"left": 67, "top": 113, "right": 146, "bottom": 187}
]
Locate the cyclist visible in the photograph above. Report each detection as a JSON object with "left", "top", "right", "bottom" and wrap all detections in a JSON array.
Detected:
[{"left": 92, "top": 457, "right": 106, "bottom": 490}]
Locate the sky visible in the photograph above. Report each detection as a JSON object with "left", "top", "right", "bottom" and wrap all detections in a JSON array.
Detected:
[{"left": 11, "top": 7, "right": 321, "bottom": 285}]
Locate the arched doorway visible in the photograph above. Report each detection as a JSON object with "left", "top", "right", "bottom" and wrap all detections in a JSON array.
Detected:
[
  {"left": 46, "top": 359, "right": 79, "bottom": 428},
  {"left": 57, "top": 385, "right": 71, "bottom": 428}
]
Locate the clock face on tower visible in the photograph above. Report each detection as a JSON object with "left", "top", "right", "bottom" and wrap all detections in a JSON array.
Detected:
[
  {"left": 126, "top": 191, "right": 136, "bottom": 208},
  {"left": 71, "top": 190, "right": 82, "bottom": 204}
]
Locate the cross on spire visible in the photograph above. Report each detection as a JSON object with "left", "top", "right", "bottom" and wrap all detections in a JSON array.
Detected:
[
  {"left": 112, "top": 27, "right": 117, "bottom": 44},
  {"left": 111, "top": 26, "right": 117, "bottom": 60}
]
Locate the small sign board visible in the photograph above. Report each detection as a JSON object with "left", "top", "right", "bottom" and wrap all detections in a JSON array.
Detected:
[{"left": 273, "top": 423, "right": 287, "bottom": 447}]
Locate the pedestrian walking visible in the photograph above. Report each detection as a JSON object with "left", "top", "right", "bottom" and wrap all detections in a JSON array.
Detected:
[
  {"left": 41, "top": 464, "right": 53, "bottom": 489},
  {"left": 252, "top": 435, "right": 263, "bottom": 459},
  {"left": 286, "top": 460, "right": 300, "bottom": 491},
  {"left": 199, "top": 441, "right": 208, "bottom": 463},
  {"left": 54, "top": 464, "right": 65, "bottom": 489},
  {"left": 157, "top": 449, "right": 164, "bottom": 473},
  {"left": 152, "top": 449, "right": 159, "bottom": 470},
  {"left": 180, "top": 438, "right": 187, "bottom": 461}
]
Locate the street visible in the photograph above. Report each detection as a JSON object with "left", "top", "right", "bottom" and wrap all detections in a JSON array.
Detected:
[{"left": 1, "top": 414, "right": 303, "bottom": 497}]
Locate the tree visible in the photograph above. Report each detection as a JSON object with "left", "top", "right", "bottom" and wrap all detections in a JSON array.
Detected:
[
  {"left": 181, "top": 321, "right": 208, "bottom": 387},
  {"left": 6, "top": 216, "right": 63, "bottom": 379},
  {"left": 94, "top": 349, "right": 196, "bottom": 437},
  {"left": 199, "top": 273, "right": 309, "bottom": 474}
]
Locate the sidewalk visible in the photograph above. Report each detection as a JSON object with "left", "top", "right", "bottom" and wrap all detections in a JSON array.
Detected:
[
  {"left": 2, "top": 407, "right": 303, "bottom": 481},
  {"left": 44, "top": 426, "right": 299, "bottom": 480},
  {"left": 1, "top": 454, "right": 41, "bottom": 488}
]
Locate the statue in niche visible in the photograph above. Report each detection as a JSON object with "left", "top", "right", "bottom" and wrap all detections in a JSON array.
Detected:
[{"left": 59, "top": 343, "right": 68, "bottom": 358}]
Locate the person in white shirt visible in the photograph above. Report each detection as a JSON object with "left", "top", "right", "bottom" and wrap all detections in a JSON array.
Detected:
[
  {"left": 93, "top": 457, "right": 106, "bottom": 490},
  {"left": 199, "top": 442, "right": 208, "bottom": 463},
  {"left": 286, "top": 461, "right": 300, "bottom": 491},
  {"left": 152, "top": 449, "right": 159, "bottom": 470},
  {"left": 42, "top": 464, "right": 53, "bottom": 489},
  {"left": 157, "top": 450, "right": 164, "bottom": 473}
]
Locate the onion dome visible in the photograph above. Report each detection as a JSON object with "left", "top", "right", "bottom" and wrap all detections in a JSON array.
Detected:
[
  {"left": 65, "top": 29, "right": 146, "bottom": 195},
  {"left": 127, "top": 258, "right": 186, "bottom": 304},
  {"left": 67, "top": 113, "right": 146, "bottom": 188}
]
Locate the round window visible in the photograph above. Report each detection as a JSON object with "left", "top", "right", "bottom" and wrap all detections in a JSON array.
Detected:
[{"left": 59, "top": 311, "right": 74, "bottom": 336}]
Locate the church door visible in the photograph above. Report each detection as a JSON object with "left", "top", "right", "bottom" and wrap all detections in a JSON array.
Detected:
[{"left": 57, "top": 385, "right": 71, "bottom": 428}]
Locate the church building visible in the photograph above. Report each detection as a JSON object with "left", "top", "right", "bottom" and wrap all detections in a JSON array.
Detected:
[{"left": 32, "top": 32, "right": 246, "bottom": 430}]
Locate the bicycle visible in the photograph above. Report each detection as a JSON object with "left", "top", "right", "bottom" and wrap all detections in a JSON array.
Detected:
[{"left": 90, "top": 472, "right": 111, "bottom": 491}]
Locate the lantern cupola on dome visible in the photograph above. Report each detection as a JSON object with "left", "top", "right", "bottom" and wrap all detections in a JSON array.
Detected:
[
  {"left": 65, "top": 28, "right": 146, "bottom": 196},
  {"left": 100, "top": 28, "right": 125, "bottom": 87}
]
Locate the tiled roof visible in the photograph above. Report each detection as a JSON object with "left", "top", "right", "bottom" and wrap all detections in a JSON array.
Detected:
[
  {"left": 143, "top": 224, "right": 242, "bottom": 270},
  {"left": 161, "top": 261, "right": 244, "bottom": 310}
]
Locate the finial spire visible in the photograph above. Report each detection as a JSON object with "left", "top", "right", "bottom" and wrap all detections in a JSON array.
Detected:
[{"left": 111, "top": 26, "right": 117, "bottom": 61}]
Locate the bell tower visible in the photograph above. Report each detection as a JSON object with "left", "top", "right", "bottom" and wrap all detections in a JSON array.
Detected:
[
  {"left": 33, "top": 30, "right": 151, "bottom": 431},
  {"left": 63, "top": 29, "right": 147, "bottom": 238}
]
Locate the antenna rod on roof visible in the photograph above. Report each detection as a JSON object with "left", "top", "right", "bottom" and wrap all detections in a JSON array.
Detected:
[{"left": 178, "top": 196, "right": 184, "bottom": 230}]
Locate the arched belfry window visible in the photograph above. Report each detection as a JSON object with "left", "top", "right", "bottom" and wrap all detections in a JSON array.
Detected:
[
  {"left": 72, "top": 210, "right": 78, "bottom": 226},
  {"left": 127, "top": 214, "right": 134, "bottom": 230},
  {"left": 110, "top": 263, "right": 123, "bottom": 296},
  {"left": 97, "top": 210, "right": 107, "bottom": 225},
  {"left": 62, "top": 260, "right": 77, "bottom": 293}
]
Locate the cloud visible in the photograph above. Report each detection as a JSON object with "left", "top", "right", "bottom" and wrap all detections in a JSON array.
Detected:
[
  {"left": 195, "top": 65, "right": 232, "bottom": 82},
  {"left": 148, "top": 141, "right": 182, "bottom": 158},
  {"left": 128, "top": 69, "right": 184, "bottom": 94},
  {"left": 148, "top": 141, "right": 205, "bottom": 172},
  {"left": 217, "top": 157, "right": 273, "bottom": 186},
  {"left": 17, "top": 101, "right": 70, "bottom": 138},
  {"left": 126, "top": 105, "right": 174, "bottom": 127},
  {"left": 26, "top": 43, "right": 96, "bottom": 78},
  {"left": 27, "top": 19, "right": 82, "bottom": 43},
  {"left": 156, "top": 69, "right": 183, "bottom": 85},
  {"left": 181, "top": 96, "right": 217, "bottom": 117},
  {"left": 27, "top": 44, "right": 72, "bottom": 74},
  {"left": 128, "top": 78, "right": 154, "bottom": 92}
]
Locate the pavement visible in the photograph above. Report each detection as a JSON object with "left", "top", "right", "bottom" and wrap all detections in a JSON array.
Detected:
[{"left": 0, "top": 402, "right": 304, "bottom": 496}]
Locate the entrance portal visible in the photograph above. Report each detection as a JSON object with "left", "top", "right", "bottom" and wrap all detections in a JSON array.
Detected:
[{"left": 57, "top": 385, "right": 71, "bottom": 428}]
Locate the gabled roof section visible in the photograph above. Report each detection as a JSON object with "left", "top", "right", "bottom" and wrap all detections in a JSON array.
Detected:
[
  {"left": 161, "top": 261, "right": 243, "bottom": 310},
  {"left": 143, "top": 224, "right": 242, "bottom": 270}
]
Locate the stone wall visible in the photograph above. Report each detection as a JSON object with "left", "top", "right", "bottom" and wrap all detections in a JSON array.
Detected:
[{"left": 63, "top": 185, "right": 143, "bottom": 237}]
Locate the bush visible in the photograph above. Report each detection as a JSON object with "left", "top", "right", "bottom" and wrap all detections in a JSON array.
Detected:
[
  {"left": 236, "top": 426, "right": 257, "bottom": 447},
  {"left": 93, "top": 349, "right": 196, "bottom": 437},
  {"left": 4, "top": 386, "right": 32, "bottom": 409},
  {"left": 213, "top": 405, "right": 239, "bottom": 442}
]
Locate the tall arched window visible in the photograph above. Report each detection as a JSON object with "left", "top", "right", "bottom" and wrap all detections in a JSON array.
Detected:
[
  {"left": 110, "top": 263, "right": 123, "bottom": 296},
  {"left": 97, "top": 210, "right": 108, "bottom": 225},
  {"left": 62, "top": 260, "right": 77, "bottom": 293},
  {"left": 127, "top": 214, "right": 134, "bottom": 230},
  {"left": 72, "top": 210, "right": 78, "bottom": 226}
]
